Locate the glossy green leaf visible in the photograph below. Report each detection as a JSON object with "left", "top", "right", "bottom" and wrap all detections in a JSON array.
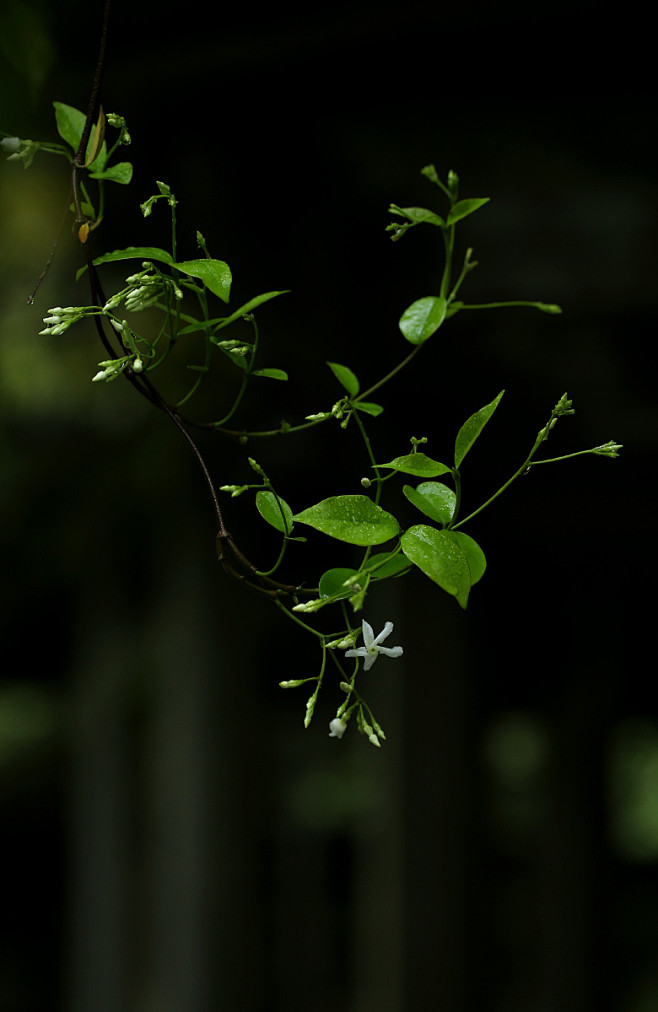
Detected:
[
  {"left": 354, "top": 401, "right": 384, "bottom": 417},
  {"left": 252, "top": 368, "right": 288, "bottom": 381},
  {"left": 399, "top": 296, "right": 447, "bottom": 345},
  {"left": 293, "top": 495, "right": 400, "bottom": 546},
  {"left": 256, "top": 490, "right": 293, "bottom": 534},
  {"left": 452, "top": 532, "right": 486, "bottom": 585},
  {"left": 403, "top": 481, "right": 456, "bottom": 525},
  {"left": 446, "top": 197, "right": 490, "bottom": 226},
  {"left": 378, "top": 452, "right": 451, "bottom": 477},
  {"left": 454, "top": 390, "right": 504, "bottom": 469},
  {"left": 401, "top": 525, "right": 478, "bottom": 608},
  {"left": 89, "top": 161, "right": 133, "bottom": 184},
  {"left": 173, "top": 258, "right": 232, "bottom": 302},
  {"left": 327, "top": 361, "right": 359, "bottom": 397},
  {"left": 319, "top": 567, "right": 359, "bottom": 600}
]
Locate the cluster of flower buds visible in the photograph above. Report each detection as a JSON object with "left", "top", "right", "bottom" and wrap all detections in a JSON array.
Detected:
[
  {"left": 38, "top": 306, "right": 86, "bottom": 336},
  {"left": 118, "top": 264, "right": 183, "bottom": 313},
  {"left": 218, "top": 484, "right": 251, "bottom": 497},
  {"left": 105, "top": 113, "right": 131, "bottom": 146},
  {"left": 592, "top": 440, "right": 623, "bottom": 458},
  {"left": 91, "top": 354, "right": 143, "bottom": 383}
]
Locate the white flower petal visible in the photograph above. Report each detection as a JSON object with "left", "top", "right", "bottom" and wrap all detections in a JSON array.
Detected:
[
  {"left": 372, "top": 621, "right": 394, "bottom": 646},
  {"left": 361, "top": 620, "right": 375, "bottom": 650},
  {"left": 342, "top": 619, "right": 403, "bottom": 671},
  {"left": 378, "top": 646, "right": 403, "bottom": 659}
]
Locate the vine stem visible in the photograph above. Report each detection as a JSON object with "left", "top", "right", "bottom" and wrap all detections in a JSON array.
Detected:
[
  {"left": 357, "top": 344, "right": 422, "bottom": 403},
  {"left": 67, "top": 0, "right": 304, "bottom": 600}
]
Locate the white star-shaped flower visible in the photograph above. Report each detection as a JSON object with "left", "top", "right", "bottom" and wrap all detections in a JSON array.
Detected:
[{"left": 344, "top": 620, "right": 403, "bottom": 671}]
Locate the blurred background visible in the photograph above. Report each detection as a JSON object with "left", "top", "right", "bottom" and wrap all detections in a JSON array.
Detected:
[{"left": 1, "top": 1, "right": 656, "bottom": 1009}]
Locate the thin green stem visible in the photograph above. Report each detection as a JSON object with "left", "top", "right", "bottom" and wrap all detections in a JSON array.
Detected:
[
  {"left": 529, "top": 448, "right": 599, "bottom": 465},
  {"left": 275, "top": 599, "right": 325, "bottom": 639},
  {"left": 440, "top": 224, "right": 455, "bottom": 300},
  {"left": 451, "top": 434, "right": 544, "bottom": 530},
  {"left": 357, "top": 344, "right": 422, "bottom": 402}
]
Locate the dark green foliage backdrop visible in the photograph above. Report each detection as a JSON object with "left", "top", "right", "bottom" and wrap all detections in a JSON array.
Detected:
[{"left": 1, "top": 2, "right": 656, "bottom": 1010}]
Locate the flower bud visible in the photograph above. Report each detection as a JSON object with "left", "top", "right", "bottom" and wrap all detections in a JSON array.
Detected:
[
  {"left": 329, "top": 718, "right": 347, "bottom": 739},
  {"left": 1, "top": 137, "right": 21, "bottom": 154}
]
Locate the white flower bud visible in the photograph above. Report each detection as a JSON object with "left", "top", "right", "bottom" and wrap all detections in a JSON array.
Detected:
[
  {"left": 1, "top": 137, "right": 21, "bottom": 154},
  {"left": 329, "top": 718, "right": 347, "bottom": 739}
]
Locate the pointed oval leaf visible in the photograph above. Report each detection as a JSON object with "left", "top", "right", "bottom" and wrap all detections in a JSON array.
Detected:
[
  {"left": 355, "top": 400, "right": 384, "bottom": 417},
  {"left": 446, "top": 197, "right": 490, "bottom": 226},
  {"left": 256, "top": 490, "right": 293, "bottom": 535},
  {"left": 252, "top": 368, "right": 288, "bottom": 381},
  {"left": 54, "top": 101, "right": 84, "bottom": 150},
  {"left": 89, "top": 161, "right": 133, "bottom": 185},
  {"left": 403, "top": 481, "right": 456, "bottom": 525},
  {"left": 454, "top": 390, "right": 504, "bottom": 469},
  {"left": 401, "top": 525, "right": 473, "bottom": 608},
  {"left": 173, "top": 258, "right": 232, "bottom": 302},
  {"left": 293, "top": 495, "right": 399, "bottom": 546},
  {"left": 319, "top": 567, "right": 359, "bottom": 600},
  {"left": 92, "top": 245, "right": 174, "bottom": 268},
  {"left": 452, "top": 531, "right": 486, "bottom": 585},
  {"left": 327, "top": 361, "right": 360, "bottom": 397},
  {"left": 399, "top": 296, "right": 447, "bottom": 345},
  {"left": 378, "top": 452, "right": 451, "bottom": 478},
  {"left": 389, "top": 205, "right": 445, "bottom": 227},
  {"left": 53, "top": 102, "right": 106, "bottom": 169}
]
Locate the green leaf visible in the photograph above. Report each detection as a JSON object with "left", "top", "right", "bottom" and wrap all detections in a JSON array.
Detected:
[
  {"left": 366, "top": 552, "right": 411, "bottom": 579},
  {"left": 172, "top": 258, "right": 232, "bottom": 302},
  {"left": 354, "top": 401, "right": 383, "bottom": 417},
  {"left": 89, "top": 161, "right": 133, "bottom": 184},
  {"left": 187, "top": 291, "right": 289, "bottom": 337},
  {"left": 399, "top": 296, "right": 447, "bottom": 345},
  {"left": 293, "top": 495, "right": 400, "bottom": 546},
  {"left": 53, "top": 101, "right": 84, "bottom": 149},
  {"left": 319, "top": 567, "right": 359, "bottom": 600},
  {"left": 327, "top": 361, "right": 360, "bottom": 397},
  {"left": 388, "top": 204, "right": 445, "bottom": 227},
  {"left": 401, "top": 525, "right": 482, "bottom": 608},
  {"left": 252, "top": 368, "right": 288, "bottom": 381},
  {"left": 446, "top": 197, "right": 490, "bottom": 226},
  {"left": 454, "top": 390, "right": 504, "bottom": 469},
  {"left": 452, "top": 532, "right": 486, "bottom": 585},
  {"left": 256, "top": 490, "right": 294, "bottom": 534},
  {"left": 378, "top": 452, "right": 451, "bottom": 477},
  {"left": 403, "top": 481, "right": 456, "bottom": 525},
  {"left": 92, "top": 245, "right": 174, "bottom": 267},
  {"left": 53, "top": 101, "right": 106, "bottom": 169}
]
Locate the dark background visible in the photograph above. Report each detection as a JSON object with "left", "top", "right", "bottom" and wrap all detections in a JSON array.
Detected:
[{"left": 1, "top": 1, "right": 656, "bottom": 1010}]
